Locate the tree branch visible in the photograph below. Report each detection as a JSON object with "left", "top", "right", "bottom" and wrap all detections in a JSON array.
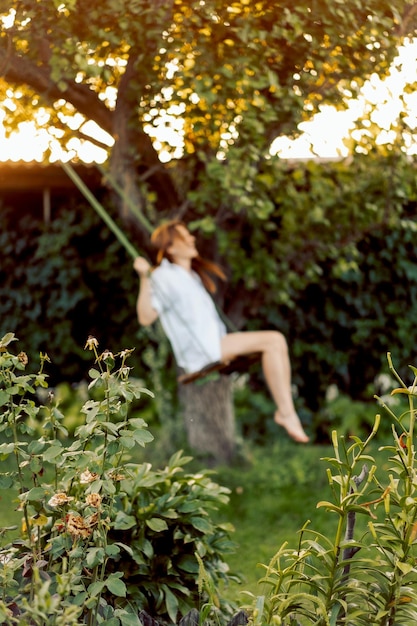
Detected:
[
  {"left": 110, "top": 48, "right": 180, "bottom": 220},
  {"left": 399, "top": 2, "right": 417, "bottom": 37},
  {"left": 0, "top": 46, "right": 113, "bottom": 136}
]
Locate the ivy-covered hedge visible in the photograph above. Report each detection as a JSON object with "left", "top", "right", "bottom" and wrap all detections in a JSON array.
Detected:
[
  {"left": 0, "top": 200, "right": 146, "bottom": 383},
  {"left": 286, "top": 219, "right": 417, "bottom": 410}
]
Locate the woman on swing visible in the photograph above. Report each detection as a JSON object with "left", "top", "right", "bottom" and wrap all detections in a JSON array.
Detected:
[{"left": 133, "top": 219, "right": 309, "bottom": 444}]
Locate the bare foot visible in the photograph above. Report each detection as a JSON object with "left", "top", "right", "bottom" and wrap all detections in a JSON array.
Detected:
[{"left": 274, "top": 411, "right": 310, "bottom": 443}]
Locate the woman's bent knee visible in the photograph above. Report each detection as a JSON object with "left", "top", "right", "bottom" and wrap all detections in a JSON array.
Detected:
[{"left": 267, "top": 331, "right": 288, "bottom": 352}]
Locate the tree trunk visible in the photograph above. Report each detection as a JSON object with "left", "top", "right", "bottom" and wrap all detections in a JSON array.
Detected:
[{"left": 178, "top": 375, "right": 235, "bottom": 465}]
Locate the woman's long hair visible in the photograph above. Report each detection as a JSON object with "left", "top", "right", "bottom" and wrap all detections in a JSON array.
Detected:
[{"left": 151, "top": 220, "right": 226, "bottom": 293}]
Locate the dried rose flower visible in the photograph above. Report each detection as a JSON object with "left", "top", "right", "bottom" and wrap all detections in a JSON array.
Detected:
[
  {"left": 88, "top": 512, "right": 100, "bottom": 528},
  {"left": 84, "top": 336, "right": 99, "bottom": 350},
  {"left": 17, "top": 352, "right": 28, "bottom": 366},
  {"left": 86, "top": 493, "right": 102, "bottom": 508},
  {"left": 80, "top": 469, "right": 99, "bottom": 484},
  {"left": 119, "top": 348, "right": 135, "bottom": 359},
  {"left": 108, "top": 471, "right": 125, "bottom": 481},
  {"left": 66, "top": 514, "right": 92, "bottom": 539},
  {"left": 48, "top": 493, "right": 74, "bottom": 508}
]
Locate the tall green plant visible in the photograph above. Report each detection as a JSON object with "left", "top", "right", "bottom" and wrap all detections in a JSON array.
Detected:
[
  {"left": 246, "top": 353, "right": 417, "bottom": 625},
  {"left": 0, "top": 333, "right": 236, "bottom": 625}
]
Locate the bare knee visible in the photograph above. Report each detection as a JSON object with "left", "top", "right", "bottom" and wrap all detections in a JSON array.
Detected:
[{"left": 266, "top": 331, "right": 288, "bottom": 353}]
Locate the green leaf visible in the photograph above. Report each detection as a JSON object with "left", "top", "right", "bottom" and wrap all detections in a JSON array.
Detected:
[
  {"left": 163, "top": 585, "right": 179, "bottom": 623},
  {"left": 176, "top": 554, "right": 198, "bottom": 573},
  {"left": 72, "top": 592, "right": 88, "bottom": 606},
  {"left": 113, "top": 511, "right": 137, "bottom": 530},
  {"left": 106, "top": 574, "right": 127, "bottom": 597},
  {"left": 29, "top": 457, "right": 43, "bottom": 473},
  {"left": 0, "top": 475, "right": 14, "bottom": 488},
  {"left": 106, "top": 544, "right": 121, "bottom": 557},
  {"left": 178, "top": 501, "right": 201, "bottom": 513},
  {"left": 112, "top": 542, "right": 133, "bottom": 557},
  {"left": 88, "top": 580, "right": 105, "bottom": 597},
  {"left": 131, "top": 430, "right": 154, "bottom": 446},
  {"left": 146, "top": 517, "right": 168, "bottom": 532},
  {"left": 42, "top": 444, "right": 63, "bottom": 462},
  {"left": 316, "top": 501, "right": 343, "bottom": 515},
  {"left": 0, "top": 443, "right": 15, "bottom": 455},
  {"left": 114, "top": 610, "right": 142, "bottom": 626},
  {"left": 24, "top": 486, "right": 47, "bottom": 501},
  {"left": 28, "top": 439, "right": 46, "bottom": 454},
  {"left": 190, "top": 516, "right": 212, "bottom": 532},
  {"left": 119, "top": 436, "right": 135, "bottom": 449},
  {"left": 86, "top": 547, "right": 106, "bottom": 568},
  {"left": 397, "top": 561, "right": 415, "bottom": 575},
  {"left": 0, "top": 333, "right": 17, "bottom": 348}
]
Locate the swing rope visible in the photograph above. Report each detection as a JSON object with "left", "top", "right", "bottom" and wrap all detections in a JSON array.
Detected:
[
  {"left": 61, "top": 161, "right": 259, "bottom": 383},
  {"left": 61, "top": 162, "right": 140, "bottom": 260},
  {"left": 95, "top": 161, "right": 154, "bottom": 235}
]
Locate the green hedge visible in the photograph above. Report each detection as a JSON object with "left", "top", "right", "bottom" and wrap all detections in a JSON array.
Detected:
[{"left": 0, "top": 201, "right": 144, "bottom": 383}]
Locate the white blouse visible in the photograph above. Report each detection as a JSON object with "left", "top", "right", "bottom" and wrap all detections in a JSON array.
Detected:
[{"left": 150, "top": 259, "right": 226, "bottom": 373}]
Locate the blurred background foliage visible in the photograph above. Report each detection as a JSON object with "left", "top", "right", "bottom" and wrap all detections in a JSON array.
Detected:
[{"left": 1, "top": 150, "right": 416, "bottom": 444}]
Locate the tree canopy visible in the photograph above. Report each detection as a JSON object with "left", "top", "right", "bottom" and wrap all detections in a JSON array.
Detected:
[{"left": 1, "top": 0, "right": 416, "bottom": 230}]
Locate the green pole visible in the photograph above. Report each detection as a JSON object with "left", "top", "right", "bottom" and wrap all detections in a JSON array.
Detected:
[{"left": 61, "top": 162, "right": 140, "bottom": 260}]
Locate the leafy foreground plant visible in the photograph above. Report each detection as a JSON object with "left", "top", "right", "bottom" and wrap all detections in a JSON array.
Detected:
[
  {"left": 246, "top": 353, "right": 417, "bottom": 626},
  {"left": 0, "top": 333, "right": 237, "bottom": 626}
]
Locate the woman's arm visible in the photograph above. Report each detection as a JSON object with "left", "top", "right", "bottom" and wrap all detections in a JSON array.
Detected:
[{"left": 133, "top": 257, "right": 159, "bottom": 326}]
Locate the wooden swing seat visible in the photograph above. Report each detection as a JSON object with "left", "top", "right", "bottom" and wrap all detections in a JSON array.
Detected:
[{"left": 177, "top": 352, "right": 261, "bottom": 384}]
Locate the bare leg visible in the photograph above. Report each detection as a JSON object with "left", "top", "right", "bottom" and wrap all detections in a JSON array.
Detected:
[{"left": 221, "top": 331, "right": 309, "bottom": 443}]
